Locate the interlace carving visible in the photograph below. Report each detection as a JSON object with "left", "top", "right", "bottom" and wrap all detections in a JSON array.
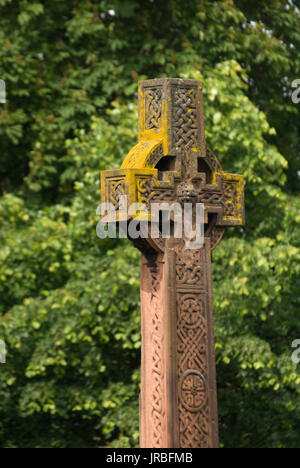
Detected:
[
  {"left": 109, "top": 179, "right": 126, "bottom": 210},
  {"left": 145, "top": 88, "right": 162, "bottom": 130},
  {"left": 176, "top": 245, "right": 210, "bottom": 448},
  {"left": 137, "top": 178, "right": 154, "bottom": 205},
  {"left": 173, "top": 87, "right": 199, "bottom": 150},
  {"left": 223, "top": 181, "right": 237, "bottom": 217},
  {"left": 147, "top": 257, "right": 165, "bottom": 447},
  {"left": 176, "top": 250, "right": 204, "bottom": 286}
]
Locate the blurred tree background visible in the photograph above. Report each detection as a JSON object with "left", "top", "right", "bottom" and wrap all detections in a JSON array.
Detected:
[{"left": 0, "top": 0, "right": 299, "bottom": 448}]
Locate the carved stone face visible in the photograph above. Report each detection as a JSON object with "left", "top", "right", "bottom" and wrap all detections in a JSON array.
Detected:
[{"left": 177, "top": 182, "right": 198, "bottom": 204}]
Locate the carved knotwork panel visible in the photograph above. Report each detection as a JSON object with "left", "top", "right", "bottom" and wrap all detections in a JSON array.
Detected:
[
  {"left": 197, "top": 177, "right": 243, "bottom": 225},
  {"left": 176, "top": 249, "right": 205, "bottom": 287},
  {"left": 145, "top": 87, "right": 162, "bottom": 130},
  {"left": 106, "top": 177, "right": 126, "bottom": 210},
  {"left": 136, "top": 177, "right": 154, "bottom": 205},
  {"left": 177, "top": 289, "right": 210, "bottom": 448},
  {"left": 147, "top": 257, "right": 166, "bottom": 447},
  {"left": 198, "top": 189, "right": 223, "bottom": 206},
  {"left": 223, "top": 180, "right": 238, "bottom": 217},
  {"left": 172, "top": 87, "right": 200, "bottom": 152},
  {"left": 136, "top": 175, "right": 176, "bottom": 207},
  {"left": 175, "top": 243, "right": 213, "bottom": 449}
]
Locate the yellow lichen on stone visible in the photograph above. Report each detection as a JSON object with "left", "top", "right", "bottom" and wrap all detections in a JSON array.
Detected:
[{"left": 101, "top": 78, "right": 245, "bottom": 228}]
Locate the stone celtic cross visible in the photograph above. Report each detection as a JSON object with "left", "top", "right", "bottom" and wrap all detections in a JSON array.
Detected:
[{"left": 101, "top": 78, "right": 245, "bottom": 448}]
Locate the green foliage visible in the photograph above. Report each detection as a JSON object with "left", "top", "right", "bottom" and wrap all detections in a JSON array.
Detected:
[{"left": 0, "top": 0, "right": 299, "bottom": 448}]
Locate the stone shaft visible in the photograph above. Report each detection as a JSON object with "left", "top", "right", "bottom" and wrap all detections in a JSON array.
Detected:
[{"left": 140, "top": 239, "right": 219, "bottom": 448}]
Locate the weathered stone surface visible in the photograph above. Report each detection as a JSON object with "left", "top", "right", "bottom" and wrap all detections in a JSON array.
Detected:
[{"left": 101, "top": 78, "right": 245, "bottom": 448}]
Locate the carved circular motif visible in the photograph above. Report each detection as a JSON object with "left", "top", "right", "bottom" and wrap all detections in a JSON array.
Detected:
[
  {"left": 180, "top": 370, "right": 207, "bottom": 412},
  {"left": 180, "top": 295, "right": 203, "bottom": 326}
]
